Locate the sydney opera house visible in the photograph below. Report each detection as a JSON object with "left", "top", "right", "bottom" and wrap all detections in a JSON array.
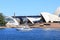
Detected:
[{"left": 5, "top": 7, "right": 60, "bottom": 28}]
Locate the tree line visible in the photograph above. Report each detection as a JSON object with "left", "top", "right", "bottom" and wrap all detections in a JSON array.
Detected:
[{"left": 0, "top": 13, "right": 6, "bottom": 26}]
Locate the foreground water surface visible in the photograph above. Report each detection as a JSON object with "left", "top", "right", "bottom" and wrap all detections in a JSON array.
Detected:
[{"left": 0, "top": 28, "right": 60, "bottom": 40}]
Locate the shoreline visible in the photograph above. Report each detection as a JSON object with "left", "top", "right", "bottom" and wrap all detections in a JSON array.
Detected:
[{"left": 0, "top": 23, "right": 60, "bottom": 28}]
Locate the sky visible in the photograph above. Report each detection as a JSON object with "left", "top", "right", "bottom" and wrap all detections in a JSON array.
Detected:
[{"left": 0, "top": 0, "right": 60, "bottom": 16}]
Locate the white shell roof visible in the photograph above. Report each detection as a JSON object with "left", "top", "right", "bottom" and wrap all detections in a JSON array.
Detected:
[
  {"left": 41, "top": 12, "right": 60, "bottom": 23},
  {"left": 27, "top": 17, "right": 41, "bottom": 24}
]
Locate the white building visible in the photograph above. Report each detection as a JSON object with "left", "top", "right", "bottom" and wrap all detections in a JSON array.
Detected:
[
  {"left": 25, "top": 12, "right": 60, "bottom": 24},
  {"left": 27, "top": 17, "right": 41, "bottom": 24},
  {"left": 5, "top": 16, "right": 19, "bottom": 27},
  {"left": 41, "top": 12, "right": 60, "bottom": 23},
  {"left": 54, "top": 7, "right": 60, "bottom": 16}
]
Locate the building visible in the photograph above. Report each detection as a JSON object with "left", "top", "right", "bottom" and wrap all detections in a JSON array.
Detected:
[
  {"left": 12, "top": 15, "right": 41, "bottom": 24},
  {"left": 5, "top": 16, "right": 19, "bottom": 27},
  {"left": 41, "top": 12, "right": 60, "bottom": 23},
  {"left": 12, "top": 12, "right": 60, "bottom": 25}
]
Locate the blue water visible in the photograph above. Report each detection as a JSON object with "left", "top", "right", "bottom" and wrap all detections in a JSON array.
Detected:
[{"left": 0, "top": 28, "right": 60, "bottom": 40}]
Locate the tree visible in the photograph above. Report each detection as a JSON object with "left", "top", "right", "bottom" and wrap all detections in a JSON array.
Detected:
[{"left": 0, "top": 13, "right": 6, "bottom": 26}]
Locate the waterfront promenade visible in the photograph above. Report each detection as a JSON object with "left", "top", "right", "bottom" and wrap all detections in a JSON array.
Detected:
[{"left": 0, "top": 23, "right": 60, "bottom": 28}]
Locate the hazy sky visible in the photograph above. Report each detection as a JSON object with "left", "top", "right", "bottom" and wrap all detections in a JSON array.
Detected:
[{"left": 0, "top": 0, "right": 60, "bottom": 16}]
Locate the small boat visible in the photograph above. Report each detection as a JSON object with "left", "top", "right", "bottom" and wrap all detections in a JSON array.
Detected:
[{"left": 16, "top": 28, "right": 32, "bottom": 31}]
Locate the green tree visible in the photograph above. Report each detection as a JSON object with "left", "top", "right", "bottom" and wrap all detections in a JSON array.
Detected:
[{"left": 0, "top": 13, "right": 6, "bottom": 26}]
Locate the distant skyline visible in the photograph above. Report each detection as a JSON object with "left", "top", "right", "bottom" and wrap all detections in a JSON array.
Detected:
[{"left": 0, "top": 0, "right": 60, "bottom": 16}]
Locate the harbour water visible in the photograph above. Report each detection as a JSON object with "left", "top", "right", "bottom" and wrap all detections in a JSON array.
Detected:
[{"left": 0, "top": 28, "right": 60, "bottom": 40}]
